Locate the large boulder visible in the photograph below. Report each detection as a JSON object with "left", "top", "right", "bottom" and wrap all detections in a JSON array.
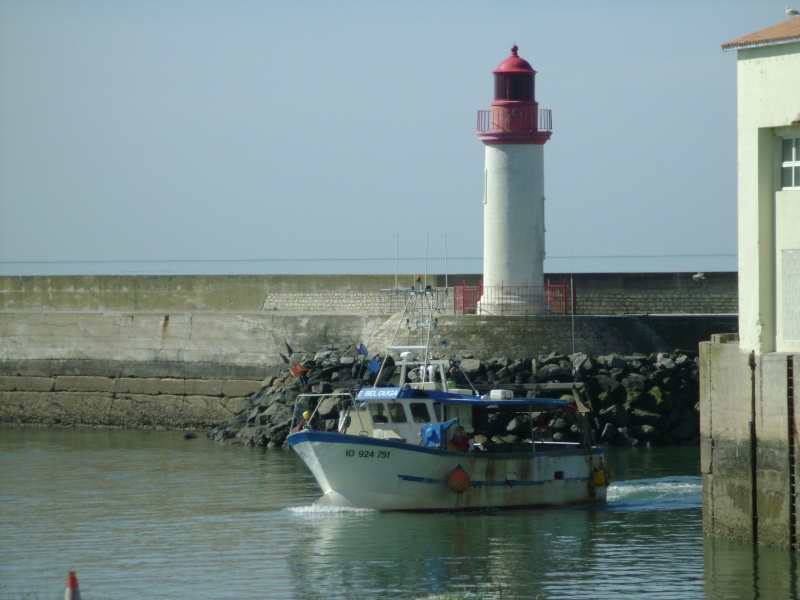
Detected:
[
  {"left": 598, "top": 404, "right": 630, "bottom": 428},
  {"left": 535, "top": 363, "right": 572, "bottom": 383},
  {"left": 458, "top": 358, "right": 485, "bottom": 378}
]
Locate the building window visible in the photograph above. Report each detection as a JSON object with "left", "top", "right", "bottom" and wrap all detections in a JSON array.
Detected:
[{"left": 781, "top": 138, "right": 800, "bottom": 189}]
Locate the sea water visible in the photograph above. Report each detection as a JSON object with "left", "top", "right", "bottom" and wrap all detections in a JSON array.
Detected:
[{"left": 0, "top": 426, "right": 795, "bottom": 599}]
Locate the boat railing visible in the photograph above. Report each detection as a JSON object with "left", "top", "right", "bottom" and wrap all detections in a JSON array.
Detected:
[
  {"left": 290, "top": 392, "right": 361, "bottom": 434},
  {"left": 378, "top": 287, "right": 450, "bottom": 315}
]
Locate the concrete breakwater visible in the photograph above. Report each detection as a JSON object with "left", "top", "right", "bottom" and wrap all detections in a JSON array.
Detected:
[
  {"left": 0, "top": 273, "right": 734, "bottom": 430},
  {"left": 0, "top": 358, "right": 272, "bottom": 428},
  {"left": 0, "top": 272, "right": 737, "bottom": 315},
  {"left": 0, "top": 310, "right": 731, "bottom": 429},
  {"left": 211, "top": 342, "right": 700, "bottom": 448},
  {"left": 0, "top": 310, "right": 383, "bottom": 428}
]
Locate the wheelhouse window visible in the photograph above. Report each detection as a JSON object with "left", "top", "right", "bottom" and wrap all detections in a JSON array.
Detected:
[
  {"left": 782, "top": 138, "right": 800, "bottom": 189},
  {"left": 410, "top": 402, "right": 431, "bottom": 423},
  {"left": 369, "top": 403, "right": 388, "bottom": 423},
  {"left": 388, "top": 402, "right": 407, "bottom": 423}
]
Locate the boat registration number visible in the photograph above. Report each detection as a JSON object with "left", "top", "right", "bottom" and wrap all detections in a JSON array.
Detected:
[{"left": 345, "top": 450, "right": 390, "bottom": 459}]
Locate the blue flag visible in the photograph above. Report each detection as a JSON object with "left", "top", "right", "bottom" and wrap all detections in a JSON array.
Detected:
[
  {"left": 367, "top": 358, "right": 380, "bottom": 374},
  {"left": 358, "top": 342, "right": 368, "bottom": 357}
]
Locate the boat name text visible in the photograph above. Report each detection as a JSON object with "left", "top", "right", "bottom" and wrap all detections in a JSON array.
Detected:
[
  {"left": 345, "top": 450, "right": 391, "bottom": 459},
  {"left": 357, "top": 388, "right": 400, "bottom": 399}
]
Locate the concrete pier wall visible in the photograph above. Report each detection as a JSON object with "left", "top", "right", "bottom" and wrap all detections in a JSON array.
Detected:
[
  {"left": 1, "top": 309, "right": 735, "bottom": 429},
  {"left": 0, "top": 310, "right": 383, "bottom": 428},
  {"left": 0, "top": 359, "right": 265, "bottom": 428},
  {"left": 0, "top": 273, "right": 737, "bottom": 430},
  {"left": 700, "top": 335, "right": 800, "bottom": 548},
  {"left": 0, "top": 272, "right": 737, "bottom": 315}
]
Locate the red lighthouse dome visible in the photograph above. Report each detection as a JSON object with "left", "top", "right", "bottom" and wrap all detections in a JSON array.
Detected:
[
  {"left": 494, "top": 44, "right": 535, "bottom": 73},
  {"left": 493, "top": 44, "right": 536, "bottom": 103},
  {"left": 477, "top": 45, "right": 552, "bottom": 145}
]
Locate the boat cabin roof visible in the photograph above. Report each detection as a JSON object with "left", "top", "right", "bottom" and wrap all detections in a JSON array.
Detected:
[{"left": 355, "top": 386, "right": 570, "bottom": 410}]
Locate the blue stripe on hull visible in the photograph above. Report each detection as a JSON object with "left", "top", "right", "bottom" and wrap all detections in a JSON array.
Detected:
[
  {"left": 288, "top": 430, "right": 603, "bottom": 460},
  {"left": 397, "top": 474, "right": 589, "bottom": 487}
]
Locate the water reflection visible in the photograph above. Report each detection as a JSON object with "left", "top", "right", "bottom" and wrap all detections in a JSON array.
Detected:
[
  {"left": 283, "top": 499, "right": 703, "bottom": 599},
  {"left": 705, "top": 538, "right": 800, "bottom": 599},
  {"left": 1, "top": 428, "right": 799, "bottom": 599},
  {"left": 283, "top": 507, "right": 595, "bottom": 598}
]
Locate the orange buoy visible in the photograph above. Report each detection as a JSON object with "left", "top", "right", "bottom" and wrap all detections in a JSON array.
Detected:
[
  {"left": 592, "top": 468, "right": 607, "bottom": 487},
  {"left": 65, "top": 571, "right": 81, "bottom": 600},
  {"left": 447, "top": 465, "right": 470, "bottom": 493}
]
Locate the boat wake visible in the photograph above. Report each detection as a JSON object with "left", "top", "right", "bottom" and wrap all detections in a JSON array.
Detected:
[
  {"left": 606, "top": 476, "right": 701, "bottom": 512},
  {"left": 285, "top": 504, "right": 377, "bottom": 516}
]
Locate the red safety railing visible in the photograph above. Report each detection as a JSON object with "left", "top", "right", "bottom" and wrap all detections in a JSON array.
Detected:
[
  {"left": 544, "top": 279, "right": 575, "bottom": 315},
  {"left": 476, "top": 107, "right": 552, "bottom": 133},
  {"left": 453, "top": 279, "right": 574, "bottom": 315},
  {"left": 454, "top": 281, "right": 483, "bottom": 314}
]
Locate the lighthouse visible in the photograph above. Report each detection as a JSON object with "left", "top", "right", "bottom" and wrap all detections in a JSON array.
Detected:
[{"left": 477, "top": 45, "right": 552, "bottom": 315}]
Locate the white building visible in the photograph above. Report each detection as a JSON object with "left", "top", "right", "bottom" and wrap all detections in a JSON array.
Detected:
[
  {"left": 722, "top": 18, "right": 800, "bottom": 353},
  {"left": 700, "top": 16, "right": 800, "bottom": 550}
]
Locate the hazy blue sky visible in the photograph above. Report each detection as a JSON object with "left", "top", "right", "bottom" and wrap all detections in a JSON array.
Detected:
[{"left": 0, "top": 1, "right": 787, "bottom": 274}]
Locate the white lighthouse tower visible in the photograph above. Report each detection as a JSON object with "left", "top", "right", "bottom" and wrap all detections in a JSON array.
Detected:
[{"left": 477, "top": 45, "right": 552, "bottom": 315}]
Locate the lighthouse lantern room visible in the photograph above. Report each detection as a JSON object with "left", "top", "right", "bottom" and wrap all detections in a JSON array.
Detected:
[{"left": 477, "top": 44, "right": 552, "bottom": 315}]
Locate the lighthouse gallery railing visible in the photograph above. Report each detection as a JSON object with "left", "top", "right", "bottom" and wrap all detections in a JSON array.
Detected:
[{"left": 476, "top": 107, "right": 552, "bottom": 133}]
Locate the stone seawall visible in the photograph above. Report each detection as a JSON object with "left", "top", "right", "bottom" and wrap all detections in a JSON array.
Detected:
[
  {"left": 0, "top": 310, "right": 737, "bottom": 428},
  {"left": 0, "top": 359, "right": 270, "bottom": 428},
  {"left": 546, "top": 272, "right": 737, "bottom": 315},
  {"left": 0, "top": 311, "right": 384, "bottom": 366},
  {"left": 0, "top": 272, "right": 737, "bottom": 315},
  {"left": 0, "top": 273, "right": 738, "bottom": 429},
  {"left": 0, "top": 309, "right": 385, "bottom": 428}
]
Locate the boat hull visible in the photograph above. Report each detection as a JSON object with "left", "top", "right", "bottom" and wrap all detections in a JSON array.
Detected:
[{"left": 288, "top": 430, "right": 606, "bottom": 511}]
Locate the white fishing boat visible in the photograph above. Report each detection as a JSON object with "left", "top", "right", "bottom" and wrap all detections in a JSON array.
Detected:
[{"left": 287, "top": 285, "right": 610, "bottom": 511}]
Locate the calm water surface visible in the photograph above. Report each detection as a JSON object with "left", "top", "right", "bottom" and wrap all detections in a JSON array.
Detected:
[{"left": 0, "top": 426, "right": 796, "bottom": 599}]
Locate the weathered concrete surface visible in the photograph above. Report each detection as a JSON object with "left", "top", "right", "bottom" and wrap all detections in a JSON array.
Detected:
[
  {"left": 756, "top": 353, "right": 793, "bottom": 547},
  {"left": 0, "top": 390, "right": 239, "bottom": 428},
  {"left": 0, "top": 274, "right": 407, "bottom": 312},
  {"left": 547, "top": 271, "right": 738, "bottom": 315},
  {"left": 0, "top": 310, "right": 736, "bottom": 368},
  {"left": 701, "top": 336, "right": 800, "bottom": 548},
  {"left": 370, "top": 313, "right": 737, "bottom": 358},
  {"left": 0, "top": 311, "right": 384, "bottom": 366},
  {"left": 700, "top": 338, "right": 756, "bottom": 543},
  {"left": 0, "top": 359, "right": 278, "bottom": 428},
  {"left": 0, "top": 273, "right": 737, "bottom": 315}
]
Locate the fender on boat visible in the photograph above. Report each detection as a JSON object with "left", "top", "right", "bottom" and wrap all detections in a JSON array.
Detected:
[{"left": 447, "top": 465, "right": 471, "bottom": 494}]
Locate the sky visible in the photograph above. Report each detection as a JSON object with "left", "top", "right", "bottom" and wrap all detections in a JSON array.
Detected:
[{"left": 0, "top": 0, "right": 788, "bottom": 275}]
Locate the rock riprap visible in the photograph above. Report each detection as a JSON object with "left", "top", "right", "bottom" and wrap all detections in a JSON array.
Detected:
[{"left": 208, "top": 344, "right": 700, "bottom": 448}]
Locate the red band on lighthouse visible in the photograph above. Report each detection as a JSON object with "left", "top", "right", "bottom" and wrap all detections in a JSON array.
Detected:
[{"left": 65, "top": 571, "right": 81, "bottom": 600}]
